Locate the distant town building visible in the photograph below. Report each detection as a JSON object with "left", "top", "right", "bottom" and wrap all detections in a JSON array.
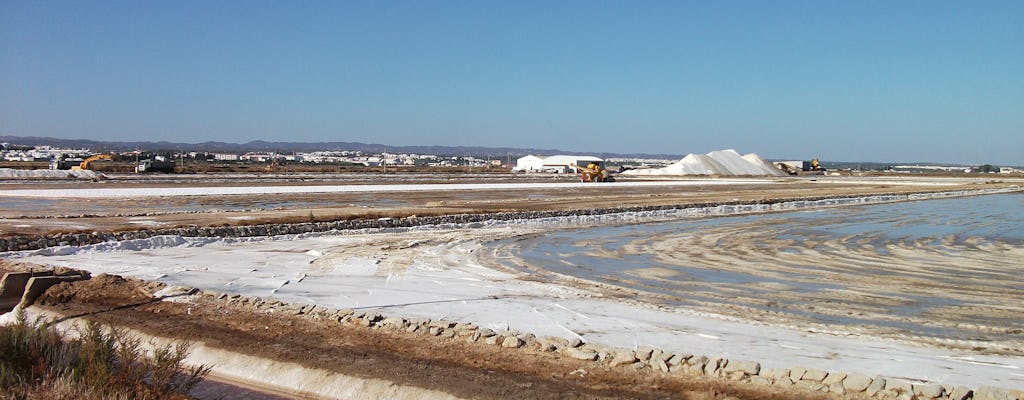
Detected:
[{"left": 211, "top": 153, "right": 240, "bottom": 161}]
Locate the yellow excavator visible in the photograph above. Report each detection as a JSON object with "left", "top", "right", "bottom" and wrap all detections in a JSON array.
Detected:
[
  {"left": 71, "top": 154, "right": 113, "bottom": 170},
  {"left": 264, "top": 158, "right": 281, "bottom": 173},
  {"left": 573, "top": 162, "right": 614, "bottom": 183}
]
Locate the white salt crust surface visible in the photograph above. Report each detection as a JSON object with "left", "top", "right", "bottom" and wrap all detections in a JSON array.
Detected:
[{"left": 6, "top": 193, "right": 1023, "bottom": 390}]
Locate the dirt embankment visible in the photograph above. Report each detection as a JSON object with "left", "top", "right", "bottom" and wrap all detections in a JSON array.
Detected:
[{"left": 20, "top": 267, "right": 819, "bottom": 400}]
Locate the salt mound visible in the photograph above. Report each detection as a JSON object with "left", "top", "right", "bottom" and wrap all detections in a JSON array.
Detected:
[
  {"left": 660, "top": 154, "right": 730, "bottom": 175},
  {"left": 742, "top": 153, "right": 786, "bottom": 176},
  {"left": 0, "top": 168, "right": 105, "bottom": 179},
  {"left": 708, "top": 150, "right": 765, "bottom": 175},
  {"left": 623, "top": 149, "right": 784, "bottom": 177}
]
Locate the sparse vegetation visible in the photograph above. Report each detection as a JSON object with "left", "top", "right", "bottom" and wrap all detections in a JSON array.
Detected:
[{"left": 0, "top": 311, "right": 210, "bottom": 400}]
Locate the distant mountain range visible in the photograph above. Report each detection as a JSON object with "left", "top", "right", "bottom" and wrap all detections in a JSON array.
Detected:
[{"left": 0, "top": 135, "right": 682, "bottom": 160}]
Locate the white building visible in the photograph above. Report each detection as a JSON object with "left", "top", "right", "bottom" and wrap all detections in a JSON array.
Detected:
[
  {"left": 514, "top": 155, "right": 605, "bottom": 173},
  {"left": 541, "top": 155, "right": 604, "bottom": 173},
  {"left": 513, "top": 155, "right": 545, "bottom": 172}
]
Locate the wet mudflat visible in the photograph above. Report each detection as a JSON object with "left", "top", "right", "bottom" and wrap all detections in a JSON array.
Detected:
[{"left": 495, "top": 193, "right": 1024, "bottom": 350}]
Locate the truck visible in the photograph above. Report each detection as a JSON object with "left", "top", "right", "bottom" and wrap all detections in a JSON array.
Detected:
[{"left": 135, "top": 157, "right": 176, "bottom": 173}]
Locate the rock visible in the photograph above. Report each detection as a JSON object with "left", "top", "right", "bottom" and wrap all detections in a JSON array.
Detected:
[
  {"left": 608, "top": 351, "right": 637, "bottom": 367},
  {"left": 795, "top": 380, "right": 824, "bottom": 392},
  {"left": 722, "top": 360, "right": 760, "bottom": 376},
  {"left": 477, "top": 328, "right": 496, "bottom": 338},
  {"left": 914, "top": 383, "right": 945, "bottom": 399},
  {"left": 501, "top": 337, "right": 523, "bottom": 348},
  {"left": 885, "top": 379, "right": 913, "bottom": 395},
  {"left": 439, "top": 329, "right": 456, "bottom": 339},
  {"left": 516, "top": 333, "right": 536, "bottom": 343},
  {"left": 687, "top": 355, "right": 709, "bottom": 367},
  {"left": 636, "top": 347, "right": 655, "bottom": 361},
  {"left": 801, "top": 369, "right": 828, "bottom": 382},
  {"left": 650, "top": 348, "right": 664, "bottom": 362},
  {"left": 538, "top": 336, "right": 567, "bottom": 349},
  {"left": 484, "top": 335, "right": 501, "bottom": 345},
  {"left": 665, "top": 353, "right": 686, "bottom": 366},
  {"left": 428, "top": 327, "right": 442, "bottom": 336},
  {"left": 569, "top": 338, "right": 583, "bottom": 348},
  {"left": 704, "top": 358, "right": 724, "bottom": 375},
  {"left": 653, "top": 357, "right": 670, "bottom": 373},
  {"left": 761, "top": 367, "right": 791, "bottom": 384},
  {"left": 975, "top": 386, "right": 1017, "bottom": 400},
  {"left": 381, "top": 317, "right": 406, "bottom": 329},
  {"left": 866, "top": 376, "right": 886, "bottom": 397},
  {"left": 152, "top": 285, "right": 197, "bottom": 298},
  {"left": 790, "top": 367, "right": 807, "bottom": 381},
  {"left": 823, "top": 372, "right": 846, "bottom": 386},
  {"left": 565, "top": 347, "right": 598, "bottom": 361},
  {"left": 750, "top": 376, "right": 771, "bottom": 386},
  {"left": 684, "top": 363, "right": 705, "bottom": 376},
  {"left": 949, "top": 387, "right": 973, "bottom": 400},
  {"left": 842, "top": 373, "right": 872, "bottom": 392}
]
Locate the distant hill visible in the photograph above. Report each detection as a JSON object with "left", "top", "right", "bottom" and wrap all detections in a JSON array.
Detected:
[{"left": 0, "top": 135, "right": 682, "bottom": 160}]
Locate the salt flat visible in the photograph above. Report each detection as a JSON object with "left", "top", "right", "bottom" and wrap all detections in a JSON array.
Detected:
[{"left": 11, "top": 196, "right": 1023, "bottom": 390}]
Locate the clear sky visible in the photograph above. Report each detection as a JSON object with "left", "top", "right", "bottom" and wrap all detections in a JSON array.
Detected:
[{"left": 1, "top": 1, "right": 1022, "bottom": 164}]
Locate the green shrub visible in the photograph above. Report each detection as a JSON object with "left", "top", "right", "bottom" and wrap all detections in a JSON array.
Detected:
[{"left": 0, "top": 311, "right": 211, "bottom": 400}]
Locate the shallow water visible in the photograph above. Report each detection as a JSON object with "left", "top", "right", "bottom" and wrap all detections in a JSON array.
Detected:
[{"left": 498, "top": 193, "right": 1024, "bottom": 343}]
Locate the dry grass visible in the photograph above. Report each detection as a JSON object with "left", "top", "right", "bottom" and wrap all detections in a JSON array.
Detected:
[{"left": 0, "top": 311, "right": 210, "bottom": 400}]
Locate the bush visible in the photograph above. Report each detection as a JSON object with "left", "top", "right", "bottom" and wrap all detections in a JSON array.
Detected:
[{"left": 0, "top": 311, "right": 211, "bottom": 400}]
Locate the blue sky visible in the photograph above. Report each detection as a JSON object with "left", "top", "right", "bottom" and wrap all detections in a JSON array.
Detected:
[{"left": 1, "top": 1, "right": 1021, "bottom": 164}]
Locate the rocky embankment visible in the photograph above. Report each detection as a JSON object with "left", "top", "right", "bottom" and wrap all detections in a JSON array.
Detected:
[{"left": 142, "top": 282, "right": 1024, "bottom": 400}]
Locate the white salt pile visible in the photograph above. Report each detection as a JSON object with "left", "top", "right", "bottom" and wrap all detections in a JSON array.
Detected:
[
  {"left": 622, "top": 149, "right": 785, "bottom": 176},
  {"left": 0, "top": 168, "right": 105, "bottom": 179}
]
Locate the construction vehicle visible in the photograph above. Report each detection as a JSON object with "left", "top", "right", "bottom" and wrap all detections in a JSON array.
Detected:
[
  {"left": 135, "top": 156, "right": 176, "bottom": 173},
  {"left": 264, "top": 158, "right": 281, "bottom": 173},
  {"left": 810, "top": 158, "right": 824, "bottom": 171},
  {"left": 71, "top": 154, "right": 113, "bottom": 170},
  {"left": 573, "top": 162, "right": 615, "bottom": 183},
  {"left": 775, "top": 159, "right": 826, "bottom": 175},
  {"left": 49, "top": 156, "right": 83, "bottom": 170}
]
